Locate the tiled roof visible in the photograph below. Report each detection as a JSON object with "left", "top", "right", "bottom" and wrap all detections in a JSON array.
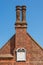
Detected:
[
  {"left": 0, "top": 54, "right": 13, "bottom": 58},
  {"left": 27, "top": 33, "right": 43, "bottom": 50}
]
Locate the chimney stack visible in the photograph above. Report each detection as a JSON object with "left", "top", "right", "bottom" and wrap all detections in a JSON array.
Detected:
[
  {"left": 15, "top": 6, "right": 27, "bottom": 28},
  {"left": 15, "top": 6, "right": 27, "bottom": 49}
]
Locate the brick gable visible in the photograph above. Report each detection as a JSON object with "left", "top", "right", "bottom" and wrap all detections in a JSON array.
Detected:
[{"left": 0, "top": 5, "right": 43, "bottom": 65}]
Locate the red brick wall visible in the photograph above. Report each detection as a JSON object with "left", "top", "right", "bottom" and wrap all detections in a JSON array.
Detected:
[{"left": 0, "top": 27, "right": 43, "bottom": 65}]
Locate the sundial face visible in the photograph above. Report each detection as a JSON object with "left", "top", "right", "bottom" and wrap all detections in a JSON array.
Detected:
[
  {"left": 17, "top": 52, "right": 26, "bottom": 61},
  {"left": 16, "top": 48, "right": 26, "bottom": 61}
]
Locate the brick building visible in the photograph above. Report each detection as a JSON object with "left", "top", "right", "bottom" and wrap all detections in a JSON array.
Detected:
[{"left": 0, "top": 6, "right": 43, "bottom": 65}]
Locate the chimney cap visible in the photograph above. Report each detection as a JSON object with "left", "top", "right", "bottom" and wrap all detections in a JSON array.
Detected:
[
  {"left": 22, "top": 5, "right": 26, "bottom": 7},
  {"left": 16, "top": 6, "right": 21, "bottom": 7},
  {"left": 16, "top": 6, "right": 21, "bottom": 10},
  {"left": 22, "top": 5, "right": 26, "bottom": 10}
]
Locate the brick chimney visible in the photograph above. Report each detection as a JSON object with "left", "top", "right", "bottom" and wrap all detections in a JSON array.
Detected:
[
  {"left": 22, "top": 6, "right": 26, "bottom": 23},
  {"left": 16, "top": 6, "right": 20, "bottom": 23},
  {"left": 15, "top": 5, "right": 27, "bottom": 29},
  {"left": 15, "top": 6, "right": 27, "bottom": 49}
]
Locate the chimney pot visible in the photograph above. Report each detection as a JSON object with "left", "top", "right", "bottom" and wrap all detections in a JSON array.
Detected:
[
  {"left": 22, "top": 6, "right": 26, "bottom": 22},
  {"left": 16, "top": 6, "right": 21, "bottom": 23}
]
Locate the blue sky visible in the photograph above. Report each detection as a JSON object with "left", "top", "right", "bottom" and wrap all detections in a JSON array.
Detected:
[{"left": 0, "top": 0, "right": 43, "bottom": 48}]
